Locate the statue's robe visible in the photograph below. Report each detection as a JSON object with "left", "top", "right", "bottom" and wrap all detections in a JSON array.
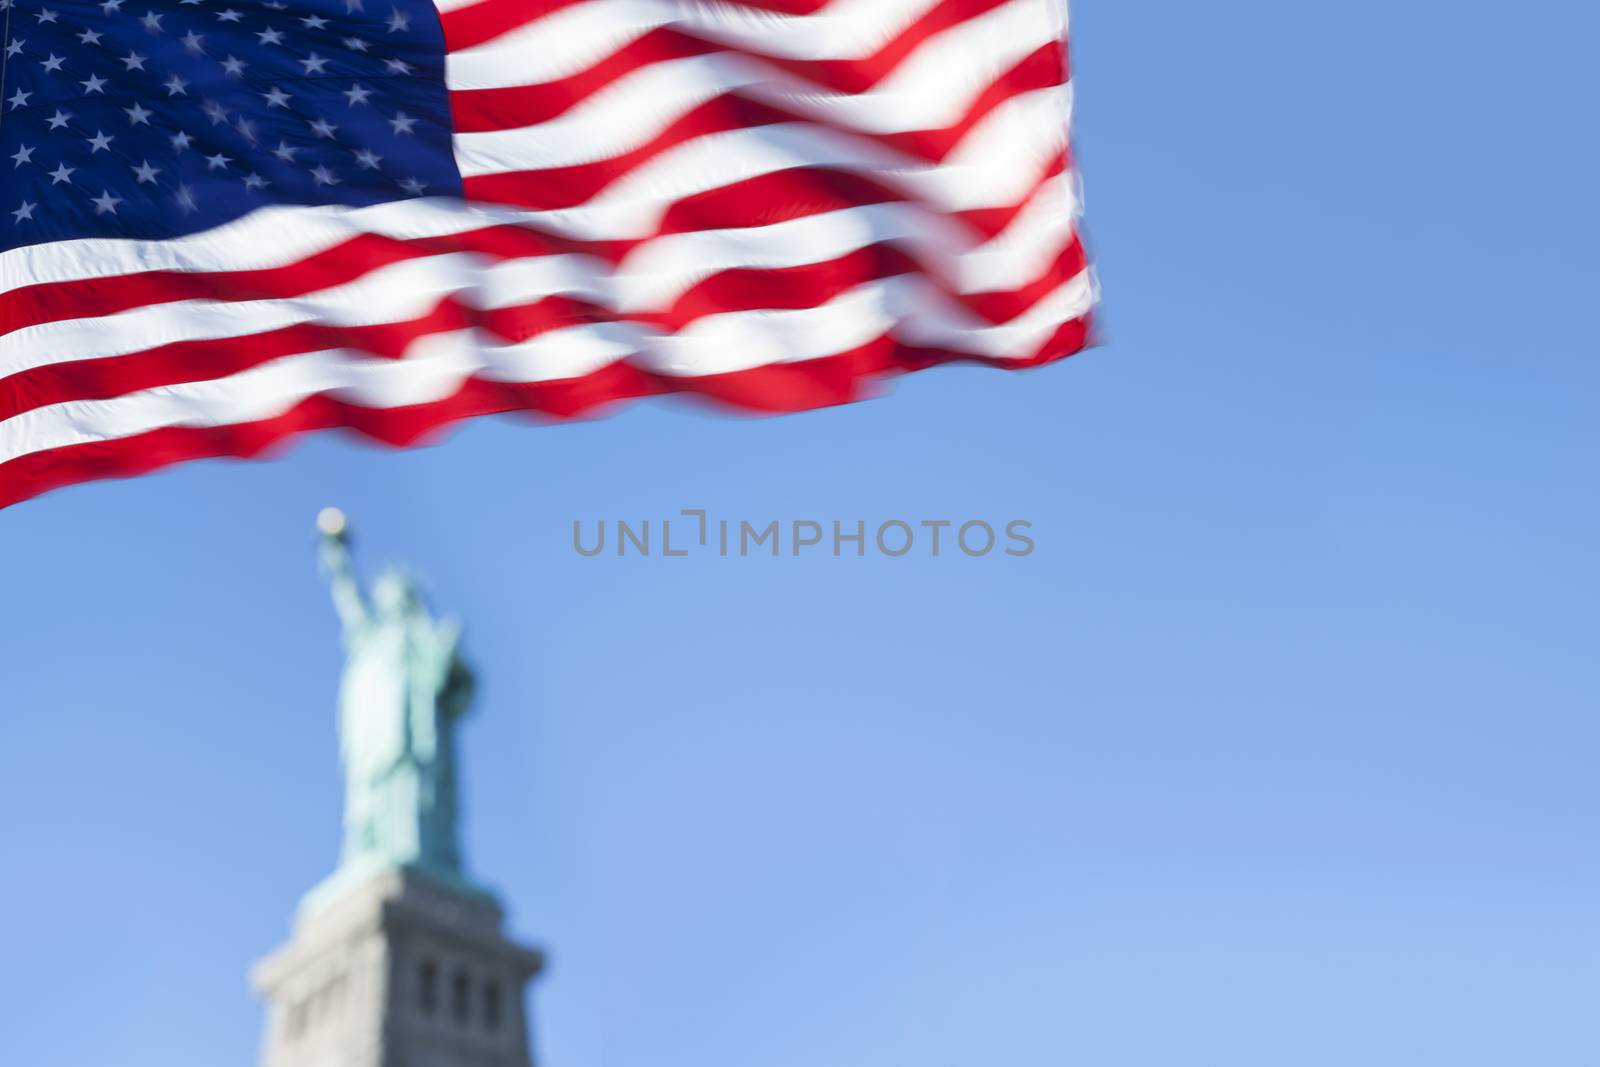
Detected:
[{"left": 338, "top": 608, "right": 470, "bottom": 875}]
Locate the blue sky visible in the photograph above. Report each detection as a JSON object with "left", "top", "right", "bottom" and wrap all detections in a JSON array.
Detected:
[{"left": 3, "top": 2, "right": 1597, "bottom": 1065}]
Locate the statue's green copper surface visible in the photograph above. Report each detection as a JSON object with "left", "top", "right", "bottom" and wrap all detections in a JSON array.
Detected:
[{"left": 315, "top": 509, "right": 475, "bottom": 888}]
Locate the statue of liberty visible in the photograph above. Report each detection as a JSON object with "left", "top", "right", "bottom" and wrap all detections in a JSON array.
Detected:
[
  {"left": 256, "top": 512, "right": 541, "bottom": 1065},
  {"left": 315, "top": 508, "right": 475, "bottom": 886}
]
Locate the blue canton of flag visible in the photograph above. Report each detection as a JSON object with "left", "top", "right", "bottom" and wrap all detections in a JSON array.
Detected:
[{"left": 0, "top": 0, "right": 460, "bottom": 251}]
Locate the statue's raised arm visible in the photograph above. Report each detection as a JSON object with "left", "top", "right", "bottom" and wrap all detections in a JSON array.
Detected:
[{"left": 317, "top": 508, "right": 369, "bottom": 635}]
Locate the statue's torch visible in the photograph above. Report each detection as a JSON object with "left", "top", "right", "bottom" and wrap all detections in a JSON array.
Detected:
[{"left": 317, "top": 506, "right": 349, "bottom": 542}]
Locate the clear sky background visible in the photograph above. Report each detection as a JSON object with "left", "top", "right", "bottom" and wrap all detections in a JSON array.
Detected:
[{"left": 2, "top": 1, "right": 1596, "bottom": 1065}]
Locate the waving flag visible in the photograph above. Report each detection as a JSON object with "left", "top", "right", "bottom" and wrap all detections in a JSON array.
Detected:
[{"left": 0, "top": 0, "right": 1094, "bottom": 509}]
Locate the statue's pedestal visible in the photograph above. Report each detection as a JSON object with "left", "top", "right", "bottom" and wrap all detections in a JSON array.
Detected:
[{"left": 253, "top": 867, "right": 543, "bottom": 1067}]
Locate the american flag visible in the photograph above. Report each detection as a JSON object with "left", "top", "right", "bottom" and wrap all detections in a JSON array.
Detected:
[{"left": 0, "top": 0, "right": 1094, "bottom": 509}]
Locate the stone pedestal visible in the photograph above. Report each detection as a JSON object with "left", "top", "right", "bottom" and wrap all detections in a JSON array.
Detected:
[{"left": 253, "top": 867, "right": 543, "bottom": 1067}]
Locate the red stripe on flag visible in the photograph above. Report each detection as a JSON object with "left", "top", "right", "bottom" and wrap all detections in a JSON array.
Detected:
[
  {"left": 0, "top": 322, "right": 1092, "bottom": 511},
  {"left": 461, "top": 94, "right": 796, "bottom": 210},
  {"left": 440, "top": 0, "right": 585, "bottom": 52}
]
